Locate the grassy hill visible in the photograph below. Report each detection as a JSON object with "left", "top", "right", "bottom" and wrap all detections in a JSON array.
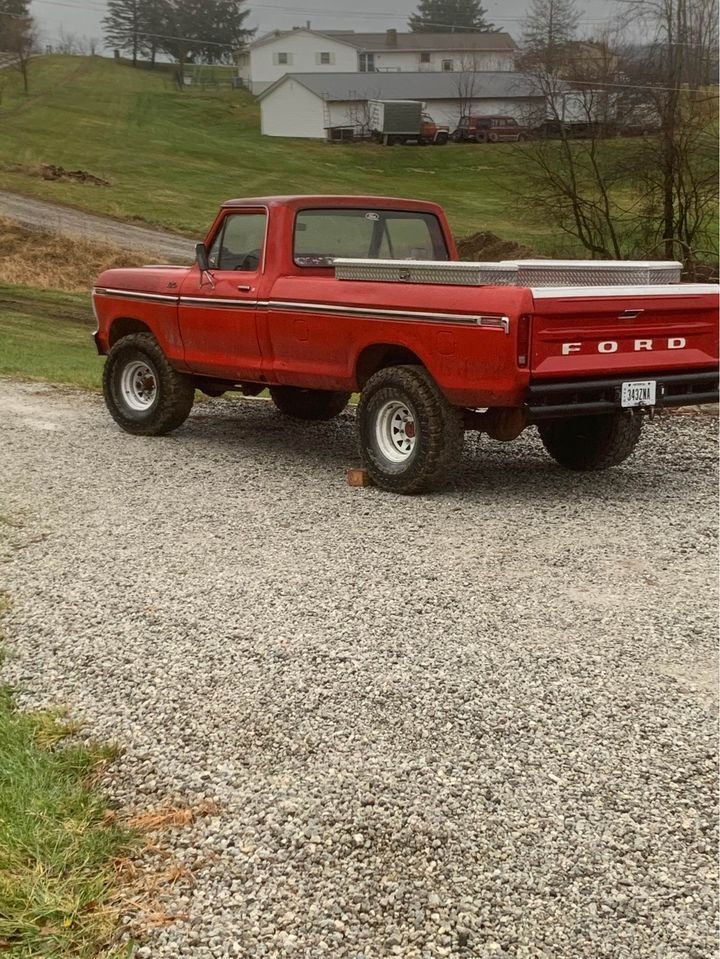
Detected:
[{"left": 0, "top": 55, "right": 564, "bottom": 250}]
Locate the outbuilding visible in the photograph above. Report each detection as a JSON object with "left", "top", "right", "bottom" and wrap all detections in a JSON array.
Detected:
[{"left": 258, "top": 71, "right": 546, "bottom": 139}]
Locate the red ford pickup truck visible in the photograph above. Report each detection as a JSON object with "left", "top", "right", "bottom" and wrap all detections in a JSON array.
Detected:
[{"left": 93, "top": 195, "right": 719, "bottom": 493}]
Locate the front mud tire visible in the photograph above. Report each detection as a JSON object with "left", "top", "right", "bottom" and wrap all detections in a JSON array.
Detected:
[
  {"left": 538, "top": 413, "right": 643, "bottom": 470},
  {"left": 102, "top": 333, "right": 195, "bottom": 436},
  {"left": 356, "top": 365, "right": 464, "bottom": 494}
]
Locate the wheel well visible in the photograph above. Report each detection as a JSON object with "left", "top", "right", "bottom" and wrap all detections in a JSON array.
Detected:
[
  {"left": 355, "top": 344, "right": 425, "bottom": 389},
  {"left": 109, "top": 317, "right": 152, "bottom": 347}
]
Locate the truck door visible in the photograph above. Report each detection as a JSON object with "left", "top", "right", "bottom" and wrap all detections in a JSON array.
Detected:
[{"left": 178, "top": 210, "right": 266, "bottom": 380}]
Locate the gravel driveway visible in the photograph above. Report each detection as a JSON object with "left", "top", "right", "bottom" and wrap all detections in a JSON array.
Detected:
[
  {"left": 1, "top": 378, "right": 717, "bottom": 959},
  {"left": 0, "top": 191, "right": 194, "bottom": 261}
]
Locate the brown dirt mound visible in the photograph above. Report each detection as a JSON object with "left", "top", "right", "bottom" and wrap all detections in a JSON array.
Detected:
[
  {"left": 40, "top": 164, "right": 111, "bottom": 187},
  {"left": 0, "top": 218, "right": 158, "bottom": 292},
  {"left": 456, "top": 231, "right": 535, "bottom": 262}
]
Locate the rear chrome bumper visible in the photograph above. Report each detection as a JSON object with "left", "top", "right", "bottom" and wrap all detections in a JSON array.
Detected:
[{"left": 526, "top": 369, "right": 719, "bottom": 420}]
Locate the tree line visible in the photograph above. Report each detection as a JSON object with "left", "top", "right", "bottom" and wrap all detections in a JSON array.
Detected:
[
  {"left": 102, "top": 0, "right": 253, "bottom": 82},
  {"left": 103, "top": 0, "right": 496, "bottom": 80}
]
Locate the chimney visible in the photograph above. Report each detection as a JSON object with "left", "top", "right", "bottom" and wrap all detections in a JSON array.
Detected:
[{"left": 386, "top": 28, "right": 398, "bottom": 48}]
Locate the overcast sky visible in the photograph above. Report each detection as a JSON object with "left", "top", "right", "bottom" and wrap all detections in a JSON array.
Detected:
[{"left": 32, "top": 0, "right": 621, "bottom": 53}]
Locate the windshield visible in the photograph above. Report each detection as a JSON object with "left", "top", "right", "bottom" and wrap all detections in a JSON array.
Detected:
[{"left": 293, "top": 208, "right": 449, "bottom": 268}]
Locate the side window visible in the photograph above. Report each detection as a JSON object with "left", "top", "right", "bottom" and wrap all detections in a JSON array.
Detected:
[
  {"left": 442, "top": 59, "right": 454, "bottom": 71},
  {"left": 208, "top": 212, "right": 267, "bottom": 271}
]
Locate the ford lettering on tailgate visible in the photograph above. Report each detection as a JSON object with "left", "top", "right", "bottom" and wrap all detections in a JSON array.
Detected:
[{"left": 562, "top": 337, "right": 687, "bottom": 355}]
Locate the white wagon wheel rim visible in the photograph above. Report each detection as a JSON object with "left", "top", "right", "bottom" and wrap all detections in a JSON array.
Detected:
[
  {"left": 375, "top": 399, "right": 418, "bottom": 463},
  {"left": 120, "top": 360, "right": 157, "bottom": 411}
]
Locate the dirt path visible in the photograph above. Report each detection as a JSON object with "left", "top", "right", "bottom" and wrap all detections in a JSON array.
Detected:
[{"left": 0, "top": 190, "right": 194, "bottom": 262}]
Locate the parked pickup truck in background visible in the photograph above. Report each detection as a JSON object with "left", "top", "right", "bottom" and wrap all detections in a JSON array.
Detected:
[
  {"left": 451, "top": 115, "right": 529, "bottom": 143},
  {"left": 93, "top": 195, "right": 719, "bottom": 493}
]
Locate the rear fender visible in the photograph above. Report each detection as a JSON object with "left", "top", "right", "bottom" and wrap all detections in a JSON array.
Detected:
[{"left": 355, "top": 342, "right": 429, "bottom": 389}]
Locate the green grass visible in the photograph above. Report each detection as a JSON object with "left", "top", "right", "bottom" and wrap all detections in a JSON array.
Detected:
[
  {"left": 0, "top": 55, "right": 556, "bottom": 249},
  {"left": 0, "top": 593, "right": 133, "bottom": 957},
  {"left": 0, "top": 286, "right": 101, "bottom": 389}
]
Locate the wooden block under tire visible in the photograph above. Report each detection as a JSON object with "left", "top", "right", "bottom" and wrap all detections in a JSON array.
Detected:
[{"left": 346, "top": 468, "right": 373, "bottom": 487}]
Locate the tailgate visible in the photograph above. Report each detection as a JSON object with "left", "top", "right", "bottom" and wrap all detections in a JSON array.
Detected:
[{"left": 530, "top": 284, "right": 718, "bottom": 378}]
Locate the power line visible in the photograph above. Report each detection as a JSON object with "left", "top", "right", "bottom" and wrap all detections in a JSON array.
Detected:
[
  {"left": 27, "top": 0, "right": 623, "bottom": 27},
  {"left": 22, "top": 0, "right": 718, "bottom": 63}
]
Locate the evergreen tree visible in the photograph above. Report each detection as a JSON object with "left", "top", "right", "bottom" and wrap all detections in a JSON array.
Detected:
[
  {"left": 408, "top": 0, "right": 495, "bottom": 32},
  {"left": 142, "top": 0, "right": 168, "bottom": 67},
  {"left": 102, "top": 0, "right": 146, "bottom": 65},
  {"left": 159, "top": 0, "right": 252, "bottom": 82}
]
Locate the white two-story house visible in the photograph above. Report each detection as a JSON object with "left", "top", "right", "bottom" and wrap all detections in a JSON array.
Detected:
[{"left": 237, "top": 27, "right": 517, "bottom": 94}]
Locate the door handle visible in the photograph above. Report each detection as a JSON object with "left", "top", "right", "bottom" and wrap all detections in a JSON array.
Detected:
[{"left": 237, "top": 285, "right": 253, "bottom": 292}]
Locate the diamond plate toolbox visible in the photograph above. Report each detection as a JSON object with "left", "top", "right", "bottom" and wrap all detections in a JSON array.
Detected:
[{"left": 334, "top": 258, "right": 683, "bottom": 287}]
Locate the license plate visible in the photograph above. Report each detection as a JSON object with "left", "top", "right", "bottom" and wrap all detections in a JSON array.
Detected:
[{"left": 621, "top": 380, "right": 656, "bottom": 408}]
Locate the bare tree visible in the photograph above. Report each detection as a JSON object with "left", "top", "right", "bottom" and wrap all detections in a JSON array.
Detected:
[
  {"left": 519, "top": 80, "right": 635, "bottom": 257},
  {"left": 453, "top": 55, "right": 482, "bottom": 127},
  {"left": 515, "top": 12, "right": 637, "bottom": 258},
  {"left": 2, "top": 12, "right": 37, "bottom": 93},
  {"left": 517, "top": 0, "right": 718, "bottom": 273},
  {"left": 56, "top": 27, "right": 82, "bottom": 55},
  {"left": 623, "top": 0, "right": 719, "bottom": 268},
  {"left": 344, "top": 89, "right": 383, "bottom": 139},
  {"left": 522, "top": 0, "right": 580, "bottom": 72}
]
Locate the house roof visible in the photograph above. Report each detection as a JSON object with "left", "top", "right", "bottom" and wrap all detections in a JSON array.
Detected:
[
  {"left": 251, "top": 28, "right": 361, "bottom": 51},
  {"left": 258, "top": 71, "right": 542, "bottom": 102},
  {"left": 324, "top": 31, "right": 518, "bottom": 52},
  {"left": 250, "top": 28, "right": 517, "bottom": 53}
]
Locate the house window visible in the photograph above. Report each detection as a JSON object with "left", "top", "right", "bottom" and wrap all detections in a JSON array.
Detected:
[
  {"left": 274, "top": 52, "right": 291, "bottom": 65},
  {"left": 359, "top": 53, "right": 375, "bottom": 72},
  {"left": 420, "top": 52, "right": 431, "bottom": 63},
  {"left": 316, "top": 51, "right": 334, "bottom": 65},
  {"left": 441, "top": 59, "right": 454, "bottom": 71}
]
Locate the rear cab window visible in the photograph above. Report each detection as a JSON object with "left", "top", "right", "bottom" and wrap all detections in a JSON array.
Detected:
[{"left": 293, "top": 208, "right": 449, "bottom": 268}]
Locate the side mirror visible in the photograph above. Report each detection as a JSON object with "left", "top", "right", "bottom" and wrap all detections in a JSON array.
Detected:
[{"left": 195, "top": 242, "right": 210, "bottom": 272}]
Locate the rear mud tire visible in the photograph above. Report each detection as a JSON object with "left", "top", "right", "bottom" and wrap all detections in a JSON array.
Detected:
[
  {"left": 269, "top": 386, "right": 351, "bottom": 421},
  {"left": 357, "top": 365, "right": 464, "bottom": 494},
  {"left": 538, "top": 413, "right": 643, "bottom": 470},
  {"left": 102, "top": 333, "right": 195, "bottom": 436}
]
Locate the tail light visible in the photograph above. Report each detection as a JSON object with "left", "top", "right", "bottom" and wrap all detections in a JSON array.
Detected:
[{"left": 517, "top": 314, "right": 531, "bottom": 367}]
